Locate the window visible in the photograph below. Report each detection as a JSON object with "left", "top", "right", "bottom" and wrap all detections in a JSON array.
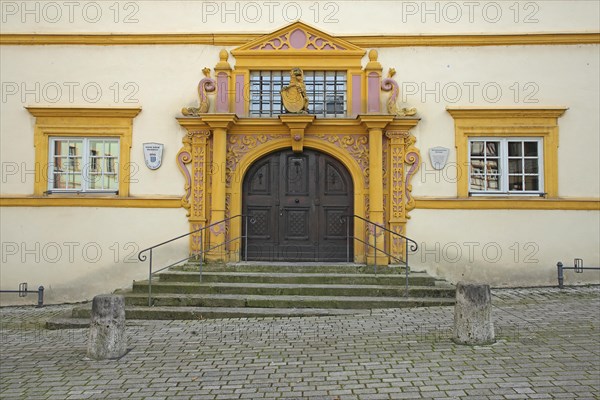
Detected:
[
  {"left": 447, "top": 107, "right": 566, "bottom": 198},
  {"left": 469, "top": 138, "right": 543, "bottom": 195},
  {"left": 249, "top": 70, "right": 347, "bottom": 117},
  {"left": 27, "top": 107, "right": 141, "bottom": 197},
  {"left": 49, "top": 138, "right": 120, "bottom": 193}
]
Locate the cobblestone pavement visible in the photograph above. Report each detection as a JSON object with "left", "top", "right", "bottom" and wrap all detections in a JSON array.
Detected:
[{"left": 1, "top": 287, "right": 599, "bottom": 399}]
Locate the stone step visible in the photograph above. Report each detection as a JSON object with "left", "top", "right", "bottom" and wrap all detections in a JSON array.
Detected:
[
  {"left": 104, "top": 293, "right": 456, "bottom": 309},
  {"left": 129, "top": 281, "right": 455, "bottom": 298},
  {"left": 70, "top": 306, "right": 376, "bottom": 321},
  {"left": 156, "top": 271, "right": 438, "bottom": 286},
  {"left": 175, "top": 263, "right": 407, "bottom": 274}
]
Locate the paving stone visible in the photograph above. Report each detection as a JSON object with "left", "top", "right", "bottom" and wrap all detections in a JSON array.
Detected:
[{"left": 0, "top": 286, "right": 598, "bottom": 399}]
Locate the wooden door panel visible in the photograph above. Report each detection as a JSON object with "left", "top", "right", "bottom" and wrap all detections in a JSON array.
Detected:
[
  {"left": 243, "top": 149, "right": 353, "bottom": 261},
  {"left": 282, "top": 208, "right": 311, "bottom": 240}
]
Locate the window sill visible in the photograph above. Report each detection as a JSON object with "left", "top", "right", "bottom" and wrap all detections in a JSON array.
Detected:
[
  {"left": 413, "top": 197, "right": 600, "bottom": 211},
  {"left": 0, "top": 195, "right": 182, "bottom": 208}
]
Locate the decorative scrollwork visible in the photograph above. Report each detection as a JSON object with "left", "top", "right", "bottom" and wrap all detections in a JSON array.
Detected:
[
  {"left": 226, "top": 134, "right": 288, "bottom": 187},
  {"left": 177, "top": 132, "right": 193, "bottom": 215},
  {"left": 182, "top": 67, "right": 217, "bottom": 116},
  {"left": 252, "top": 28, "right": 347, "bottom": 51},
  {"left": 314, "top": 134, "right": 369, "bottom": 185},
  {"left": 404, "top": 135, "right": 421, "bottom": 212},
  {"left": 381, "top": 68, "right": 417, "bottom": 117}
]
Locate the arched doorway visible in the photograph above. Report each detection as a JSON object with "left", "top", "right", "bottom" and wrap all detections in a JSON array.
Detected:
[{"left": 243, "top": 148, "right": 354, "bottom": 261}]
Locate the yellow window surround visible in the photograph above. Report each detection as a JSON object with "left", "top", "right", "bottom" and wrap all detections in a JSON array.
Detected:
[
  {"left": 447, "top": 107, "right": 567, "bottom": 199},
  {"left": 26, "top": 107, "right": 141, "bottom": 197}
]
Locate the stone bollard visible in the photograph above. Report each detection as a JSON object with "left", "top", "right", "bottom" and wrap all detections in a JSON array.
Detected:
[
  {"left": 453, "top": 283, "right": 495, "bottom": 345},
  {"left": 87, "top": 294, "right": 127, "bottom": 360}
]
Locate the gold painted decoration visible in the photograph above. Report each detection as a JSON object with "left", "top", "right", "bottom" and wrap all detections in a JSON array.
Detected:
[
  {"left": 385, "top": 129, "right": 420, "bottom": 258},
  {"left": 281, "top": 68, "right": 309, "bottom": 114},
  {"left": 404, "top": 134, "right": 421, "bottom": 212},
  {"left": 314, "top": 134, "right": 369, "bottom": 185},
  {"left": 226, "top": 134, "right": 288, "bottom": 187},
  {"left": 232, "top": 22, "right": 364, "bottom": 55},
  {"left": 252, "top": 27, "right": 346, "bottom": 51},
  {"left": 381, "top": 68, "right": 417, "bottom": 117},
  {"left": 191, "top": 131, "right": 211, "bottom": 220},
  {"left": 182, "top": 68, "right": 217, "bottom": 116},
  {"left": 176, "top": 132, "right": 193, "bottom": 215}
]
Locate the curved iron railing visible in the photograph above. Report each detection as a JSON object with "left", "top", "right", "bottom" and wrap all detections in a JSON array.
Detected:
[
  {"left": 138, "top": 214, "right": 252, "bottom": 306},
  {"left": 138, "top": 212, "right": 417, "bottom": 305},
  {"left": 342, "top": 214, "right": 418, "bottom": 297}
]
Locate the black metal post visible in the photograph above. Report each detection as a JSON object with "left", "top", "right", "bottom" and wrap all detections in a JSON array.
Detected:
[
  {"left": 374, "top": 224, "right": 377, "bottom": 274},
  {"left": 36, "top": 286, "right": 44, "bottom": 308},
  {"left": 557, "top": 261, "right": 564, "bottom": 289},
  {"left": 244, "top": 216, "right": 249, "bottom": 262},
  {"left": 346, "top": 217, "right": 350, "bottom": 263},
  {"left": 199, "top": 230, "right": 203, "bottom": 283},
  {"left": 148, "top": 249, "right": 153, "bottom": 307},
  {"left": 405, "top": 240, "right": 409, "bottom": 298}
]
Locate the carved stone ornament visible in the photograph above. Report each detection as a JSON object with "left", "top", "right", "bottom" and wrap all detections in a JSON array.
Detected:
[
  {"left": 381, "top": 68, "right": 417, "bottom": 117},
  {"left": 281, "top": 68, "right": 309, "bottom": 114},
  {"left": 182, "top": 67, "right": 216, "bottom": 116}
]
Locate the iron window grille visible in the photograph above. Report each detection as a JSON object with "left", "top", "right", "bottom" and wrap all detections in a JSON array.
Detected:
[{"left": 249, "top": 70, "right": 347, "bottom": 117}]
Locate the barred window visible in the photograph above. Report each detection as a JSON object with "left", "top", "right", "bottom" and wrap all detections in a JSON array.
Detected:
[{"left": 249, "top": 70, "right": 347, "bottom": 117}]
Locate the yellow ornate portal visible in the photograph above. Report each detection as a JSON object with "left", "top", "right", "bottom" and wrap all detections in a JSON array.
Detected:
[{"left": 175, "top": 22, "right": 421, "bottom": 264}]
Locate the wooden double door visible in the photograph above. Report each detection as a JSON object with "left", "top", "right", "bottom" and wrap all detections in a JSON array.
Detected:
[{"left": 243, "top": 149, "right": 353, "bottom": 261}]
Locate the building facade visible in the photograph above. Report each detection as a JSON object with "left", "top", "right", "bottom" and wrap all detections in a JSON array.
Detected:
[{"left": 1, "top": 1, "right": 599, "bottom": 304}]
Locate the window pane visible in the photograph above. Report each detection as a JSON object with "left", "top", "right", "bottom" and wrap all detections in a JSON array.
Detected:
[
  {"left": 486, "top": 175, "right": 500, "bottom": 190},
  {"left": 524, "top": 176, "right": 539, "bottom": 191},
  {"left": 524, "top": 141, "right": 538, "bottom": 156},
  {"left": 470, "top": 174, "right": 485, "bottom": 191},
  {"left": 509, "top": 175, "right": 523, "bottom": 191},
  {"left": 470, "top": 142, "right": 484, "bottom": 156},
  {"left": 485, "top": 142, "right": 499, "bottom": 156},
  {"left": 509, "top": 159, "right": 523, "bottom": 173},
  {"left": 486, "top": 159, "right": 499, "bottom": 174},
  {"left": 524, "top": 159, "right": 539, "bottom": 173},
  {"left": 508, "top": 142, "right": 522, "bottom": 156},
  {"left": 470, "top": 158, "right": 484, "bottom": 173},
  {"left": 52, "top": 173, "right": 65, "bottom": 189}
]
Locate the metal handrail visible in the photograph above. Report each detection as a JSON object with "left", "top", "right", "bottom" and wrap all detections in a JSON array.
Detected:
[
  {"left": 343, "top": 214, "right": 419, "bottom": 297},
  {"left": 0, "top": 283, "right": 44, "bottom": 307},
  {"left": 557, "top": 259, "right": 600, "bottom": 288},
  {"left": 138, "top": 214, "right": 250, "bottom": 306}
]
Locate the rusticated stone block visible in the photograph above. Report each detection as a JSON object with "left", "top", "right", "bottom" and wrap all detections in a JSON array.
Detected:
[
  {"left": 87, "top": 294, "right": 127, "bottom": 360},
  {"left": 453, "top": 283, "right": 495, "bottom": 345}
]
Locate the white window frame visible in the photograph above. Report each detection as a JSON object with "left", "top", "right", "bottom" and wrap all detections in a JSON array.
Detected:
[
  {"left": 468, "top": 137, "right": 544, "bottom": 196},
  {"left": 48, "top": 137, "right": 120, "bottom": 194}
]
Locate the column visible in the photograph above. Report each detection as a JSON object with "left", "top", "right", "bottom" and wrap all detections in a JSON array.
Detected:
[
  {"left": 201, "top": 114, "right": 238, "bottom": 260},
  {"left": 360, "top": 115, "right": 394, "bottom": 265}
]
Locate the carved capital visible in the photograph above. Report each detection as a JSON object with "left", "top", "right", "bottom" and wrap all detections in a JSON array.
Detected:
[{"left": 385, "top": 130, "right": 410, "bottom": 140}]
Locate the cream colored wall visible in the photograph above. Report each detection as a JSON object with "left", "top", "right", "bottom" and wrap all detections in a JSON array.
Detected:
[
  {"left": 1, "top": 4, "right": 599, "bottom": 302},
  {"left": 409, "top": 209, "right": 600, "bottom": 287},
  {"left": 0, "top": 44, "right": 228, "bottom": 195},
  {"left": 0, "top": 207, "right": 189, "bottom": 305},
  {"left": 1, "top": 0, "right": 598, "bottom": 34},
  {"left": 2, "top": 44, "right": 599, "bottom": 197},
  {"left": 376, "top": 45, "right": 600, "bottom": 198}
]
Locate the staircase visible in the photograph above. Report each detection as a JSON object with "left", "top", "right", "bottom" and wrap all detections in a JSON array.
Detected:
[{"left": 64, "top": 263, "right": 454, "bottom": 322}]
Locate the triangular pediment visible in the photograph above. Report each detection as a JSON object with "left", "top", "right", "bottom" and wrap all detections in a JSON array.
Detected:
[{"left": 232, "top": 21, "right": 364, "bottom": 55}]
